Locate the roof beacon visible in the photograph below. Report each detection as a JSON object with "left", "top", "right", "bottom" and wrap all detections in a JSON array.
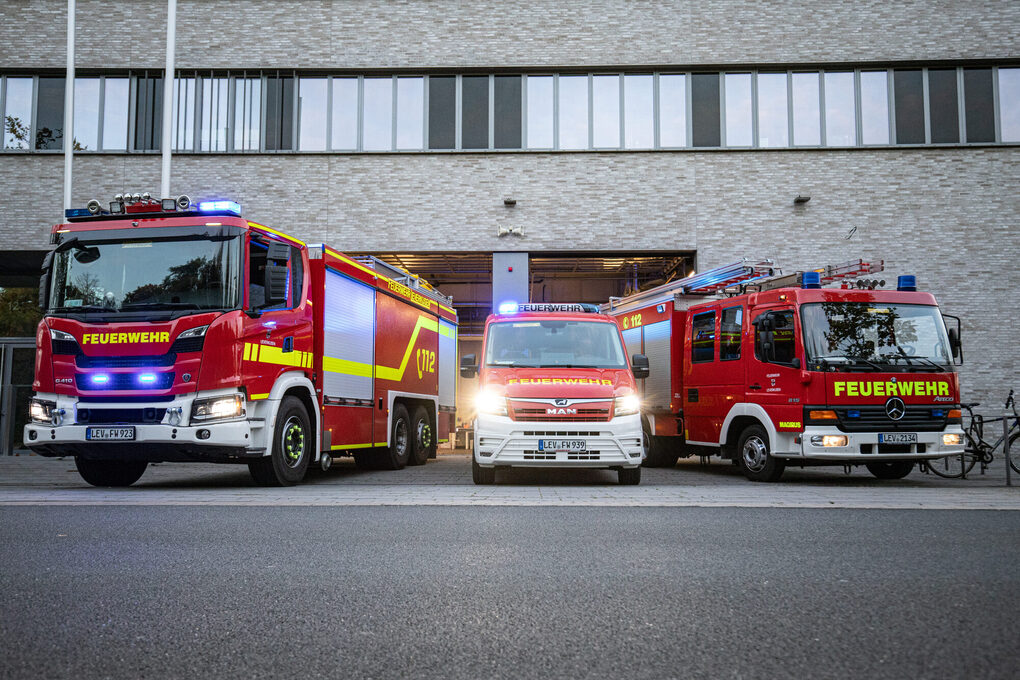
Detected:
[
  {"left": 897, "top": 275, "right": 917, "bottom": 291},
  {"left": 801, "top": 271, "right": 822, "bottom": 289}
]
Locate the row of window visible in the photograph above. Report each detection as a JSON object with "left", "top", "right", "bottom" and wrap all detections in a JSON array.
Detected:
[{"left": 3, "top": 67, "right": 1019, "bottom": 152}]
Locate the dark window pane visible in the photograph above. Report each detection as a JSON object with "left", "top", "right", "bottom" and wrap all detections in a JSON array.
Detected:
[
  {"left": 133, "top": 76, "right": 162, "bottom": 151},
  {"left": 691, "top": 311, "right": 716, "bottom": 363},
  {"left": 691, "top": 73, "right": 720, "bottom": 147},
  {"left": 928, "top": 69, "right": 959, "bottom": 143},
  {"left": 428, "top": 76, "right": 455, "bottom": 149},
  {"left": 964, "top": 68, "right": 995, "bottom": 142},
  {"left": 36, "top": 77, "right": 65, "bottom": 149},
  {"left": 494, "top": 75, "right": 522, "bottom": 149},
  {"left": 462, "top": 76, "right": 489, "bottom": 149},
  {"left": 265, "top": 75, "right": 294, "bottom": 151},
  {"left": 893, "top": 70, "right": 924, "bottom": 144},
  {"left": 720, "top": 307, "right": 742, "bottom": 361}
]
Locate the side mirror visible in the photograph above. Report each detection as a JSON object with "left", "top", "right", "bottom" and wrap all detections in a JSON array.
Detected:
[
  {"left": 38, "top": 250, "right": 54, "bottom": 310},
  {"left": 264, "top": 264, "right": 289, "bottom": 305},
  {"left": 631, "top": 353, "right": 650, "bottom": 379},
  {"left": 943, "top": 314, "right": 963, "bottom": 365},
  {"left": 460, "top": 353, "right": 478, "bottom": 379},
  {"left": 790, "top": 357, "right": 801, "bottom": 369}
]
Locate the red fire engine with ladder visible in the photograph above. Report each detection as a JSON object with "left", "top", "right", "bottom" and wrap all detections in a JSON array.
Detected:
[
  {"left": 25, "top": 194, "right": 458, "bottom": 487},
  {"left": 602, "top": 258, "right": 966, "bottom": 481}
]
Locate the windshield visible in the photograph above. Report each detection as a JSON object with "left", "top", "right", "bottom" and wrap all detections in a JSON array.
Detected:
[
  {"left": 801, "top": 302, "right": 952, "bottom": 367},
  {"left": 49, "top": 233, "right": 242, "bottom": 316},
  {"left": 484, "top": 319, "right": 627, "bottom": 368}
]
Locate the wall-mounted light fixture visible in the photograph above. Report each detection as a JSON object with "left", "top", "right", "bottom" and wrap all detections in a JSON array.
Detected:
[
  {"left": 794, "top": 195, "right": 811, "bottom": 204},
  {"left": 503, "top": 196, "right": 516, "bottom": 206},
  {"left": 498, "top": 226, "right": 525, "bottom": 237}
]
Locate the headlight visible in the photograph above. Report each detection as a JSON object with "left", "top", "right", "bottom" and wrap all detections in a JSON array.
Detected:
[
  {"left": 942, "top": 433, "right": 963, "bottom": 446},
  {"left": 191, "top": 394, "right": 245, "bottom": 422},
  {"left": 30, "top": 399, "right": 56, "bottom": 424},
  {"left": 177, "top": 324, "right": 209, "bottom": 339},
  {"left": 810, "top": 435, "right": 848, "bottom": 447},
  {"left": 475, "top": 389, "right": 507, "bottom": 416},
  {"left": 49, "top": 328, "right": 76, "bottom": 341},
  {"left": 614, "top": 394, "right": 641, "bottom": 417}
]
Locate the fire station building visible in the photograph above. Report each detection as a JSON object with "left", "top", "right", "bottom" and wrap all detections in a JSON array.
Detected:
[{"left": 0, "top": 1, "right": 1018, "bottom": 454}]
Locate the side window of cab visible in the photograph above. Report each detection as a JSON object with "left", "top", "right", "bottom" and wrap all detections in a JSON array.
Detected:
[
  {"left": 248, "top": 237, "right": 304, "bottom": 311},
  {"left": 753, "top": 309, "right": 799, "bottom": 367}
]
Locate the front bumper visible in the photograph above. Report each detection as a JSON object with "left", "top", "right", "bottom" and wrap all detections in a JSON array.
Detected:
[
  {"left": 473, "top": 413, "right": 642, "bottom": 468},
  {"left": 779, "top": 425, "right": 966, "bottom": 461},
  {"left": 24, "top": 391, "right": 266, "bottom": 462}
]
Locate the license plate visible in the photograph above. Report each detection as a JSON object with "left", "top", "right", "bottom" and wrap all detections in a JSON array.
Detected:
[
  {"left": 879, "top": 432, "right": 917, "bottom": 444},
  {"left": 86, "top": 427, "right": 136, "bottom": 441},
  {"left": 538, "top": 439, "right": 586, "bottom": 452}
]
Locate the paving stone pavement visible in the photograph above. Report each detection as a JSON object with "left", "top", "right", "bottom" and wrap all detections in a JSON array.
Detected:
[{"left": 1, "top": 450, "right": 1018, "bottom": 509}]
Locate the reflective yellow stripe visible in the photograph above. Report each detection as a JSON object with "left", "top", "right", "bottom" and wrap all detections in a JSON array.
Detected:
[
  {"left": 331, "top": 442, "right": 387, "bottom": 450},
  {"left": 438, "top": 323, "right": 456, "bottom": 339},
  {"left": 250, "top": 393, "right": 270, "bottom": 400},
  {"left": 376, "top": 316, "right": 439, "bottom": 382},
  {"left": 247, "top": 221, "right": 306, "bottom": 246},
  {"left": 322, "top": 356, "right": 373, "bottom": 378}
]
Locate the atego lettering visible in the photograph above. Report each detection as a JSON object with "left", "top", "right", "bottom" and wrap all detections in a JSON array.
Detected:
[
  {"left": 833, "top": 380, "right": 950, "bottom": 397},
  {"left": 81, "top": 332, "right": 171, "bottom": 345}
]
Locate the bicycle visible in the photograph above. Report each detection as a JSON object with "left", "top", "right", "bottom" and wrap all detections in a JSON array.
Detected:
[{"left": 924, "top": 389, "right": 1019, "bottom": 478}]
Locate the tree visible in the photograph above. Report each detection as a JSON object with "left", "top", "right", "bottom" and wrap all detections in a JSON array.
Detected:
[{"left": 0, "top": 287, "right": 43, "bottom": 337}]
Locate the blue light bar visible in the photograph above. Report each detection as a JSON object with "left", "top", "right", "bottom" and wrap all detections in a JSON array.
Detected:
[
  {"left": 198, "top": 200, "right": 241, "bottom": 215},
  {"left": 138, "top": 373, "right": 158, "bottom": 384},
  {"left": 91, "top": 374, "right": 110, "bottom": 384},
  {"left": 65, "top": 208, "right": 91, "bottom": 218},
  {"left": 932, "top": 409, "right": 946, "bottom": 418},
  {"left": 897, "top": 275, "right": 917, "bottom": 292},
  {"left": 802, "top": 271, "right": 822, "bottom": 289},
  {"left": 847, "top": 410, "right": 861, "bottom": 418},
  {"left": 498, "top": 301, "right": 519, "bottom": 315}
]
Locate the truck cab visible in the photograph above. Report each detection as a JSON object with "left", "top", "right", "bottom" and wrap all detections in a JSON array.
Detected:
[{"left": 460, "top": 303, "right": 647, "bottom": 485}]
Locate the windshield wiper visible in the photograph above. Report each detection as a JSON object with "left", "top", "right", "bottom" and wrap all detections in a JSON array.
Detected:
[
  {"left": 51, "top": 305, "right": 113, "bottom": 313},
  {"left": 121, "top": 302, "right": 202, "bottom": 311},
  {"left": 890, "top": 352, "right": 943, "bottom": 371}
]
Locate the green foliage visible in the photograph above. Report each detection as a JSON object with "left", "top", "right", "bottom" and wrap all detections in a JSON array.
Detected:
[{"left": 0, "top": 287, "right": 43, "bottom": 337}]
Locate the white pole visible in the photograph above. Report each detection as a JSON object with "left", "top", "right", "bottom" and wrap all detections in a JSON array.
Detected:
[
  {"left": 62, "top": 0, "right": 75, "bottom": 211},
  {"left": 160, "top": 0, "right": 177, "bottom": 198}
]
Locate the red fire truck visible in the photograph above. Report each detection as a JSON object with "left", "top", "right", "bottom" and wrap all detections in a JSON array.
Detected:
[
  {"left": 25, "top": 194, "right": 458, "bottom": 487},
  {"left": 602, "top": 259, "right": 966, "bottom": 482},
  {"left": 460, "top": 303, "right": 647, "bottom": 485}
]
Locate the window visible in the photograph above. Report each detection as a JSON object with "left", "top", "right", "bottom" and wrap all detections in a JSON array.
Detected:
[
  {"left": 964, "top": 68, "right": 995, "bottom": 142},
  {"left": 290, "top": 246, "right": 304, "bottom": 307},
  {"left": 298, "top": 77, "right": 327, "bottom": 151},
  {"left": 720, "top": 307, "right": 742, "bottom": 361},
  {"left": 36, "top": 77, "right": 65, "bottom": 149},
  {"left": 928, "top": 69, "right": 960, "bottom": 144},
  {"left": 428, "top": 76, "right": 455, "bottom": 150},
  {"left": 757, "top": 73, "right": 788, "bottom": 147},
  {"left": 824, "top": 71, "right": 856, "bottom": 146},
  {"left": 396, "top": 77, "right": 424, "bottom": 150},
  {"left": 860, "top": 71, "right": 890, "bottom": 145},
  {"left": 73, "top": 78, "right": 100, "bottom": 150},
  {"left": 3, "top": 77, "right": 33, "bottom": 149},
  {"left": 1000, "top": 68, "right": 1020, "bottom": 143},
  {"left": 362, "top": 77, "right": 392, "bottom": 151},
  {"left": 201, "top": 77, "right": 230, "bottom": 151},
  {"left": 172, "top": 77, "right": 195, "bottom": 151},
  {"left": 755, "top": 310, "right": 796, "bottom": 365},
  {"left": 724, "top": 73, "right": 752, "bottom": 146},
  {"left": 134, "top": 76, "right": 162, "bottom": 151},
  {"left": 233, "top": 77, "right": 261, "bottom": 151},
  {"left": 558, "top": 75, "right": 588, "bottom": 149},
  {"left": 102, "top": 77, "right": 129, "bottom": 151},
  {"left": 691, "top": 73, "right": 720, "bottom": 147},
  {"left": 494, "top": 75, "right": 522, "bottom": 149},
  {"left": 791, "top": 72, "right": 820, "bottom": 145},
  {"left": 526, "top": 75, "right": 553, "bottom": 148},
  {"left": 264, "top": 74, "right": 294, "bottom": 151},
  {"left": 658, "top": 74, "right": 686, "bottom": 147},
  {"left": 893, "top": 70, "right": 924, "bottom": 144},
  {"left": 462, "top": 76, "right": 489, "bottom": 149},
  {"left": 691, "top": 311, "right": 716, "bottom": 363},
  {"left": 592, "top": 75, "right": 620, "bottom": 148},
  {"left": 331, "top": 77, "right": 357, "bottom": 150}
]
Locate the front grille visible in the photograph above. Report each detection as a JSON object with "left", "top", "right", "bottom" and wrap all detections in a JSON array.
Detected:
[
  {"left": 77, "top": 407, "right": 166, "bottom": 424},
  {"left": 77, "top": 353, "right": 176, "bottom": 368},
  {"left": 833, "top": 406, "right": 947, "bottom": 432},
  {"left": 522, "top": 451, "right": 557, "bottom": 460},
  {"left": 76, "top": 372, "right": 175, "bottom": 391},
  {"left": 861, "top": 443, "right": 928, "bottom": 454},
  {"left": 567, "top": 451, "right": 601, "bottom": 460},
  {"left": 520, "top": 449, "right": 602, "bottom": 461},
  {"left": 523, "top": 430, "right": 602, "bottom": 437},
  {"left": 510, "top": 402, "right": 612, "bottom": 423},
  {"left": 169, "top": 335, "right": 205, "bottom": 354}
]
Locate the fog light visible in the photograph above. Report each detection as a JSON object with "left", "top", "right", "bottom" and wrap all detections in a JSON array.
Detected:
[
  {"left": 942, "top": 433, "right": 962, "bottom": 446},
  {"left": 810, "top": 435, "right": 848, "bottom": 447},
  {"left": 29, "top": 430, "right": 38, "bottom": 441},
  {"left": 196, "top": 429, "right": 211, "bottom": 440}
]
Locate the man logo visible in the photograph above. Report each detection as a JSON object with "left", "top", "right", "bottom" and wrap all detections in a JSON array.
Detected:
[
  {"left": 546, "top": 408, "right": 578, "bottom": 415},
  {"left": 885, "top": 397, "right": 906, "bottom": 421},
  {"left": 554, "top": 399, "right": 569, "bottom": 406}
]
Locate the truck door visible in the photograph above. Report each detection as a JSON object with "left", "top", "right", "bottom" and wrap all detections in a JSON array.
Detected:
[
  {"left": 746, "top": 307, "right": 804, "bottom": 432},
  {"left": 682, "top": 307, "right": 718, "bottom": 444}
]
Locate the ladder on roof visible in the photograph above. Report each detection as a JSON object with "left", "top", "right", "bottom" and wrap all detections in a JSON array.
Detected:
[
  {"left": 734, "top": 258, "right": 885, "bottom": 293},
  {"left": 602, "top": 259, "right": 777, "bottom": 312},
  {"left": 351, "top": 255, "right": 454, "bottom": 306}
]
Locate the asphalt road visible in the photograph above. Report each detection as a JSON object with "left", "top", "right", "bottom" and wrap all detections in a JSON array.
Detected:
[{"left": 1, "top": 506, "right": 1017, "bottom": 679}]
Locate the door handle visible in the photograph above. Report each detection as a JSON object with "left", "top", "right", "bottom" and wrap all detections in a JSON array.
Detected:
[{"left": 748, "top": 384, "right": 762, "bottom": 390}]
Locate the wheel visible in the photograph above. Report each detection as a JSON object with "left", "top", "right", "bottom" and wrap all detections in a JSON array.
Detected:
[
  {"left": 248, "top": 396, "right": 311, "bottom": 486},
  {"left": 376, "top": 403, "right": 412, "bottom": 470},
  {"left": 865, "top": 460, "right": 915, "bottom": 480},
  {"left": 75, "top": 458, "right": 147, "bottom": 487},
  {"left": 1008, "top": 432, "right": 1020, "bottom": 475},
  {"left": 641, "top": 418, "right": 678, "bottom": 468},
  {"left": 407, "top": 405, "right": 434, "bottom": 466},
  {"left": 472, "top": 456, "right": 496, "bottom": 484},
  {"left": 925, "top": 433, "right": 980, "bottom": 478},
  {"left": 737, "top": 424, "right": 785, "bottom": 482},
  {"left": 618, "top": 466, "right": 641, "bottom": 485}
]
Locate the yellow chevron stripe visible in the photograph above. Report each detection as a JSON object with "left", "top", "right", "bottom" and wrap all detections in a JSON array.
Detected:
[{"left": 375, "top": 315, "right": 438, "bottom": 382}]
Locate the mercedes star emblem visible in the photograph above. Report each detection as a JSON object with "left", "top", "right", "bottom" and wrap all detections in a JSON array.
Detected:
[{"left": 885, "top": 397, "right": 906, "bottom": 421}]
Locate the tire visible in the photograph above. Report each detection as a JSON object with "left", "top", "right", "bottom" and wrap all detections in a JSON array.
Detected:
[
  {"left": 377, "top": 403, "right": 412, "bottom": 470},
  {"left": 866, "top": 461, "right": 915, "bottom": 480},
  {"left": 75, "top": 458, "right": 147, "bottom": 487},
  {"left": 618, "top": 466, "right": 641, "bottom": 485},
  {"left": 641, "top": 418, "right": 678, "bottom": 468},
  {"left": 407, "top": 405, "right": 434, "bottom": 466},
  {"left": 1008, "top": 432, "right": 1020, "bottom": 475},
  {"left": 472, "top": 456, "right": 496, "bottom": 485},
  {"left": 737, "top": 424, "right": 785, "bottom": 482},
  {"left": 248, "top": 396, "right": 312, "bottom": 486}
]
